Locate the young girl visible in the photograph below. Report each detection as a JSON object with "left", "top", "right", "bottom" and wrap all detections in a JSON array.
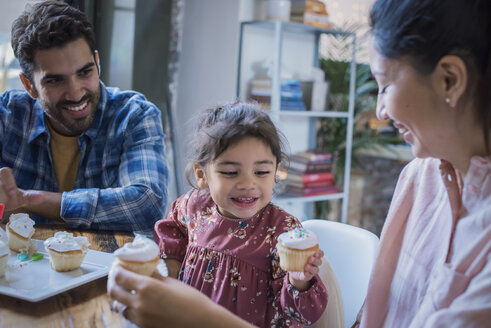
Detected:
[{"left": 154, "top": 102, "right": 327, "bottom": 327}]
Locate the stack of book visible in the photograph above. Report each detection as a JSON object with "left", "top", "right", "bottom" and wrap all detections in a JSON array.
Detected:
[
  {"left": 249, "top": 79, "right": 306, "bottom": 111},
  {"left": 281, "top": 79, "right": 306, "bottom": 111},
  {"left": 290, "top": 0, "right": 332, "bottom": 29},
  {"left": 250, "top": 79, "right": 271, "bottom": 108},
  {"left": 281, "top": 151, "right": 339, "bottom": 197}
]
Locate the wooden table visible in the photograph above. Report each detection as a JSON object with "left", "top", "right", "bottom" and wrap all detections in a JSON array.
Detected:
[{"left": 0, "top": 224, "right": 135, "bottom": 328}]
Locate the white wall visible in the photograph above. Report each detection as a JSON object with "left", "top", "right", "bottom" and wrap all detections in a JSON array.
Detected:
[
  {"left": 0, "top": 0, "right": 35, "bottom": 91},
  {"left": 173, "top": 0, "right": 242, "bottom": 192},
  {"left": 0, "top": 0, "right": 32, "bottom": 36}
]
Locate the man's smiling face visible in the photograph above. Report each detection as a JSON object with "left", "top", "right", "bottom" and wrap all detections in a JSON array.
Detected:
[{"left": 26, "top": 37, "right": 100, "bottom": 136}]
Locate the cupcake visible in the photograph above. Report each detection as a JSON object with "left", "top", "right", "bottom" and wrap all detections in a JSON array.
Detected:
[
  {"left": 0, "top": 226, "right": 7, "bottom": 243},
  {"left": 276, "top": 227, "right": 319, "bottom": 272},
  {"left": 113, "top": 235, "right": 160, "bottom": 276},
  {"left": 44, "top": 231, "right": 90, "bottom": 272},
  {"left": 0, "top": 240, "right": 9, "bottom": 277},
  {"left": 6, "top": 213, "right": 35, "bottom": 253}
]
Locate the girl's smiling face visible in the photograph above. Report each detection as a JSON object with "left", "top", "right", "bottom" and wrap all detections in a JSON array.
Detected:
[
  {"left": 194, "top": 137, "right": 277, "bottom": 220},
  {"left": 370, "top": 45, "right": 452, "bottom": 159}
]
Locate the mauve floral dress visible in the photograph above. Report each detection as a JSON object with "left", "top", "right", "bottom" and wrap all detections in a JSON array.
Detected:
[{"left": 154, "top": 189, "right": 327, "bottom": 327}]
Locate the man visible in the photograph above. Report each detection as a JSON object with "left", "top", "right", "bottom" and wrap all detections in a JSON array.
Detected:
[{"left": 0, "top": 1, "right": 168, "bottom": 234}]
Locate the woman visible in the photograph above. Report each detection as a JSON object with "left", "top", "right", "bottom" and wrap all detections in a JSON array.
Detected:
[
  {"left": 108, "top": 0, "right": 490, "bottom": 326},
  {"left": 356, "top": 0, "right": 491, "bottom": 326}
]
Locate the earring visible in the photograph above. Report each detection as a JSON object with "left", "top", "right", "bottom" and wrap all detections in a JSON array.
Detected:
[{"left": 445, "top": 97, "right": 451, "bottom": 104}]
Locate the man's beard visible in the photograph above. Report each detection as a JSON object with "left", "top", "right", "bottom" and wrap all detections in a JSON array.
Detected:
[{"left": 42, "top": 91, "right": 100, "bottom": 136}]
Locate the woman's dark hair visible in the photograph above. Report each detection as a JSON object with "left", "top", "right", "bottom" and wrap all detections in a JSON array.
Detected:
[
  {"left": 185, "top": 102, "right": 287, "bottom": 188},
  {"left": 370, "top": 0, "right": 491, "bottom": 152},
  {"left": 11, "top": 0, "right": 96, "bottom": 81}
]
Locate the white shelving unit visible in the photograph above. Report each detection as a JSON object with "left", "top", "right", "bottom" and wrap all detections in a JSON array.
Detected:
[{"left": 236, "top": 20, "right": 356, "bottom": 223}]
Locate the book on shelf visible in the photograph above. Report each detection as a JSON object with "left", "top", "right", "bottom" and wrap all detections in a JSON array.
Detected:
[
  {"left": 288, "top": 161, "right": 332, "bottom": 174},
  {"left": 288, "top": 152, "right": 332, "bottom": 173},
  {"left": 303, "top": 12, "right": 332, "bottom": 29},
  {"left": 295, "top": 151, "right": 332, "bottom": 163},
  {"left": 280, "top": 100, "right": 306, "bottom": 111},
  {"left": 284, "top": 179, "right": 336, "bottom": 189},
  {"left": 280, "top": 150, "right": 338, "bottom": 196},
  {"left": 283, "top": 185, "right": 340, "bottom": 197},
  {"left": 249, "top": 79, "right": 306, "bottom": 111},
  {"left": 285, "top": 171, "right": 334, "bottom": 184},
  {"left": 283, "top": 170, "right": 336, "bottom": 190},
  {"left": 290, "top": 0, "right": 333, "bottom": 29}
]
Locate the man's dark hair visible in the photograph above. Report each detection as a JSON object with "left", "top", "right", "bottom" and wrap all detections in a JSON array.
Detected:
[{"left": 11, "top": 0, "right": 96, "bottom": 80}]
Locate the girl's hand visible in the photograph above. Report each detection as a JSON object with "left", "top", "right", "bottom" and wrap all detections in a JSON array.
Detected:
[{"left": 288, "top": 249, "right": 324, "bottom": 292}]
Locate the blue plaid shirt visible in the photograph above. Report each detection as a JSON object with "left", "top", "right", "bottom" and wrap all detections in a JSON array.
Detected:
[{"left": 0, "top": 82, "right": 168, "bottom": 234}]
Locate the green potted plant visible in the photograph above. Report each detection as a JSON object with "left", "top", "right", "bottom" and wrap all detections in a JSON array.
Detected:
[{"left": 313, "top": 30, "right": 400, "bottom": 219}]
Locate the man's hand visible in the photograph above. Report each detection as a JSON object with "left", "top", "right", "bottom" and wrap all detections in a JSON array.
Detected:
[{"left": 0, "top": 167, "right": 44, "bottom": 215}]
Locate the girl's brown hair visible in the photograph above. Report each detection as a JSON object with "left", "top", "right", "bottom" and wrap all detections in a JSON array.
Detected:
[{"left": 185, "top": 102, "right": 287, "bottom": 188}]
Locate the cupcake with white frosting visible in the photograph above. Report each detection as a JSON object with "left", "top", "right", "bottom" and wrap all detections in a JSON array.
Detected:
[
  {"left": 276, "top": 227, "right": 319, "bottom": 272},
  {"left": 6, "top": 213, "right": 35, "bottom": 253},
  {"left": 113, "top": 235, "right": 160, "bottom": 276},
  {"left": 44, "top": 231, "right": 90, "bottom": 272},
  {"left": 0, "top": 240, "right": 9, "bottom": 277},
  {"left": 0, "top": 226, "right": 8, "bottom": 244}
]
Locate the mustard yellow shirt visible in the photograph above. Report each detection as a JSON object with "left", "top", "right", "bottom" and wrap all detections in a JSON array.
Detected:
[{"left": 47, "top": 121, "right": 81, "bottom": 192}]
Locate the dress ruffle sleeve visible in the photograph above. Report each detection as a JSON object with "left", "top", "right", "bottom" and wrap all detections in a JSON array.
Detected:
[
  {"left": 271, "top": 249, "right": 328, "bottom": 326},
  {"left": 153, "top": 192, "right": 190, "bottom": 261}
]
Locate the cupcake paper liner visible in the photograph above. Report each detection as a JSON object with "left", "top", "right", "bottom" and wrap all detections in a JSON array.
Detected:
[
  {"left": 115, "top": 256, "right": 160, "bottom": 276},
  {"left": 277, "top": 243, "right": 319, "bottom": 272},
  {"left": 6, "top": 225, "right": 31, "bottom": 253},
  {"left": 46, "top": 248, "right": 88, "bottom": 272}
]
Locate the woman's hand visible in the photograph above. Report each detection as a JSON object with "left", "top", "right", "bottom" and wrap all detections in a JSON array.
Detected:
[
  {"left": 107, "top": 263, "right": 253, "bottom": 328},
  {"left": 288, "top": 249, "right": 324, "bottom": 291},
  {"left": 108, "top": 266, "right": 182, "bottom": 327}
]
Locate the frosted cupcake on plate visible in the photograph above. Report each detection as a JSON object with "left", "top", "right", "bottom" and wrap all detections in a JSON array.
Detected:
[
  {"left": 113, "top": 235, "right": 160, "bottom": 276},
  {"left": 0, "top": 240, "right": 9, "bottom": 277},
  {"left": 6, "top": 213, "right": 35, "bottom": 253},
  {"left": 44, "top": 231, "right": 90, "bottom": 272},
  {"left": 276, "top": 227, "right": 319, "bottom": 272},
  {"left": 0, "top": 226, "right": 7, "bottom": 244}
]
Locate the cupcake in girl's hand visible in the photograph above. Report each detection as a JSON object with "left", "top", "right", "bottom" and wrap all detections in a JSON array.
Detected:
[
  {"left": 113, "top": 235, "right": 160, "bottom": 276},
  {"left": 6, "top": 213, "right": 35, "bottom": 253},
  {"left": 0, "top": 240, "right": 9, "bottom": 277},
  {"left": 44, "top": 231, "right": 90, "bottom": 272},
  {"left": 276, "top": 227, "right": 319, "bottom": 272}
]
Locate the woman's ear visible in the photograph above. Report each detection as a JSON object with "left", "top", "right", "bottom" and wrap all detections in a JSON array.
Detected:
[
  {"left": 193, "top": 164, "right": 208, "bottom": 189},
  {"left": 436, "top": 55, "right": 467, "bottom": 108},
  {"left": 19, "top": 74, "right": 38, "bottom": 99}
]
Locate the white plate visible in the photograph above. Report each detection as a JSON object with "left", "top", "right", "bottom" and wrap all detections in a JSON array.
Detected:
[{"left": 0, "top": 239, "right": 115, "bottom": 302}]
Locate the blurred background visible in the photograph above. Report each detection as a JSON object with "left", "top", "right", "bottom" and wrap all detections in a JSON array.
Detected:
[{"left": 0, "top": 0, "right": 413, "bottom": 236}]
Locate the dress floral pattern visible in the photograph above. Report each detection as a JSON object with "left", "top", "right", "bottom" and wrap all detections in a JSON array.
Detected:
[{"left": 154, "top": 189, "right": 328, "bottom": 327}]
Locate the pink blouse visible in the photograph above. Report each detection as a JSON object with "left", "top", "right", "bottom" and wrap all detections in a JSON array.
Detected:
[
  {"left": 357, "top": 156, "right": 491, "bottom": 327},
  {"left": 154, "top": 189, "right": 327, "bottom": 327}
]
